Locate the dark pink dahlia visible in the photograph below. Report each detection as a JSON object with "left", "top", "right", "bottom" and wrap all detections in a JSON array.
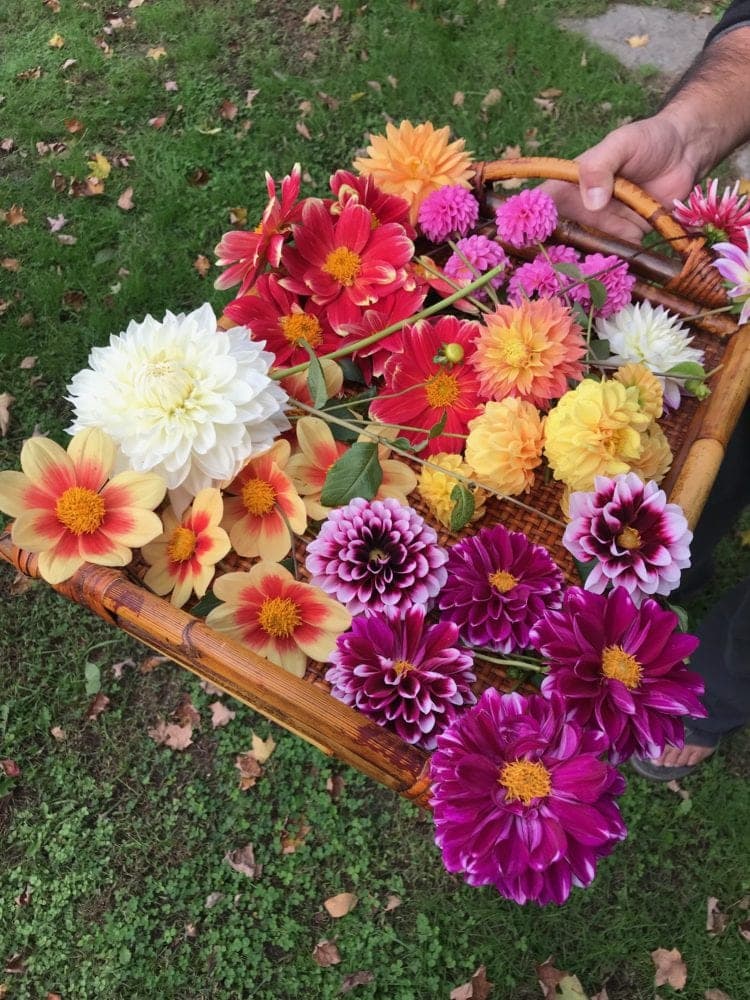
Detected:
[
  {"left": 430, "top": 688, "right": 627, "bottom": 905},
  {"left": 443, "top": 235, "right": 510, "bottom": 299},
  {"left": 673, "top": 179, "right": 750, "bottom": 249},
  {"left": 495, "top": 188, "right": 558, "bottom": 248},
  {"left": 418, "top": 184, "right": 480, "bottom": 243},
  {"left": 532, "top": 586, "right": 705, "bottom": 764},
  {"left": 578, "top": 253, "right": 635, "bottom": 318},
  {"left": 506, "top": 245, "right": 580, "bottom": 304},
  {"left": 325, "top": 604, "right": 477, "bottom": 749},
  {"left": 437, "top": 524, "right": 564, "bottom": 653},
  {"left": 329, "top": 169, "right": 416, "bottom": 238},
  {"left": 305, "top": 497, "right": 448, "bottom": 616},
  {"left": 563, "top": 473, "right": 692, "bottom": 604}
]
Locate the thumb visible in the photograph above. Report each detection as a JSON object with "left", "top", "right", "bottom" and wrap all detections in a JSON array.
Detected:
[{"left": 576, "top": 127, "right": 634, "bottom": 213}]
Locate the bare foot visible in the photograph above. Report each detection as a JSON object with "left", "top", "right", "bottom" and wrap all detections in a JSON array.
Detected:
[{"left": 650, "top": 743, "right": 717, "bottom": 769}]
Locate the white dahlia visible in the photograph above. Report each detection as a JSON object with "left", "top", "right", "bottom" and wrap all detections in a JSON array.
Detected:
[
  {"left": 67, "top": 303, "right": 289, "bottom": 512},
  {"left": 596, "top": 301, "right": 704, "bottom": 410}
]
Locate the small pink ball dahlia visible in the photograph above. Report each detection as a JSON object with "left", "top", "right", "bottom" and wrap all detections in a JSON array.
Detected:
[
  {"left": 673, "top": 179, "right": 750, "bottom": 249},
  {"left": 495, "top": 188, "right": 558, "bottom": 248},
  {"left": 506, "top": 245, "right": 580, "bottom": 304},
  {"left": 443, "top": 235, "right": 510, "bottom": 296},
  {"left": 418, "top": 184, "right": 480, "bottom": 243},
  {"left": 579, "top": 253, "right": 635, "bottom": 318},
  {"left": 326, "top": 605, "right": 477, "bottom": 750},
  {"left": 563, "top": 473, "right": 692, "bottom": 604}
]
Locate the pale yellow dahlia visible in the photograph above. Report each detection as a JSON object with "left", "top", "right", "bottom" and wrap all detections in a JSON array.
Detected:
[
  {"left": 628, "top": 423, "right": 673, "bottom": 484},
  {"left": 417, "top": 453, "right": 486, "bottom": 528},
  {"left": 465, "top": 399, "right": 544, "bottom": 496},
  {"left": 353, "top": 121, "right": 474, "bottom": 226},
  {"left": 613, "top": 362, "right": 663, "bottom": 421},
  {"left": 543, "top": 379, "right": 651, "bottom": 492}
]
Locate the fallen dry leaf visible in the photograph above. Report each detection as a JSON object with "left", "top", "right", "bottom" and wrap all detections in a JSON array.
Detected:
[
  {"left": 87, "top": 153, "right": 111, "bottom": 179},
  {"left": 245, "top": 88, "right": 260, "bottom": 107},
  {"left": 204, "top": 891, "right": 224, "bottom": 909},
  {"left": 146, "top": 45, "right": 167, "bottom": 60},
  {"left": 296, "top": 121, "right": 312, "bottom": 141},
  {"left": 324, "top": 892, "right": 358, "bottom": 918},
  {"left": 140, "top": 654, "right": 169, "bottom": 672},
  {"left": 0, "top": 393, "right": 16, "bottom": 436},
  {"left": 164, "top": 79, "right": 178, "bottom": 91},
  {"left": 19, "top": 312, "right": 35, "bottom": 329},
  {"left": 62, "top": 290, "right": 87, "bottom": 310},
  {"left": 450, "top": 964, "right": 493, "bottom": 1000},
  {"left": 4, "top": 205, "right": 28, "bottom": 226},
  {"left": 312, "top": 939, "right": 341, "bottom": 967},
  {"left": 533, "top": 97, "right": 556, "bottom": 116},
  {"left": 148, "top": 114, "right": 168, "bottom": 129},
  {"left": 332, "top": 4, "right": 343, "bottom": 21},
  {"left": 219, "top": 99, "right": 238, "bottom": 120},
  {"left": 1, "top": 759, "right": 21, "bottom": 778},
  {"left": 591, "top": 990, "right": 609, "bottom": 1000},
  {"left": 188, "top": 167, "right": 211, "bottom": 186},
  {"left": 228, "top": 206, "right": 247, "bottom": 225},
  {"left": 208, "top": 700, "right": 235, "bottom": 727},
  {"left": 303, "top": 4, "right": 328, "bottom": 25},
  {"left": 537, "top": 958, "right": 568, "bottom": 998},
  {"left": 10, "top": 570, "right": 34, "bottom": 596},
  {"left": 72, "top": 176, "right": 104, "bottom": 196},
  {"left": 738, "top": 918, "right": 750, "bottom": 942},
  {"left": 280, "top": 816, "right": 312, "bottom": 854},
  {"left": 62, "top": 58, "right": 77, "bottom": 70},
  {"left": 56, "top": 234, "right": 76, "bottom": 245},
  {"left": 173, "top": 693, "right": 200, "bottom": 728},
  {"left": 65, "top": 117, "right": 84, "bottom": 133},
  {"left": 704, "top": 989, "right": 732, "bottom": 1000},
  {"left": 235, "top": 751, "right": 262, "bottom": 790},
  {"left": 48, "top": 32, "right": 65, "bottom": 48},
  {"left": 51, "top": 172, "right": 67, "bottom": 193},
  {"left": 17, "top": 66, "right": 43, "bottom": 81},
  {"left": 538, "top": 87, "right": 563, "bottom": 98},
  {"left": 117, "top": 186, "right": 135, "bottom": 211},
  {"left": 20, "top": 356, "right": 37, "bottom": 369},
  {"left": 707, "top": 897, "right": 729, "bottom": 936},
  {"left": 199, "top": 678, "right": 223, "bottom": 695},
  {"left": 2, "top": 258, "right": 20, "bottom": 271},
  {"left": 224, "top": 843, "right": 262, "bottom": 879},
  {"left": 129, "top": 0, "right": 146, "bottom": 7},
  {"left": 44, "top": 0, "right": 61, "bottom": 10},
  {"left": 50, "top": 725, "right": 67, "bottom": 741},
  {"left": 341, "top": 971, "right": 374, "bottom": 993},
  {"left": 1, "top": 138, "right": 16, "bottom": 154},
  {"left": 86, "top": 692, "right": 111, "bottom": 720},
  {"left": 148, "top": 718, "right": 194, "bottom": 751},
  {"left": 666, "top": 779, "right": 691, "bottom": 801},
  {"left": 387, "top": 74, "right": 398, "bottom": 88},
  {"left": 626, "top": 33, "right": 650, "bottom": 48},
  {"left": 326, "top": 774, "right": 345, "bottom": 801},
  {"left": 652, "top": 948, "right": 687, "bottom": 991},
  {"left": 481, "top": 88, "right": 502, "bottom": 111},
  {"left": 251, "top": 732, "right": 276, "bottom": 763},
  {"left": 384, "top": 894, "right": 401, "bottom": 911}
]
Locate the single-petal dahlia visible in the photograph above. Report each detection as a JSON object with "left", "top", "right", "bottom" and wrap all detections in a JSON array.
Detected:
[
  {"left": 506, "top": 245, "right": 580, "bottom": 304},
  {"left": 353, "top": 120, "right": 474, "bottom": 226},
  {"left": 206, "top": 562, "right": 352, "bottom": 678},
  {"left": 713, "top": 230, "right": 750, "bottom": 325},
  {"left": 329, "top": 169, "right": 415, "bottom": 237},
  {"left": 579, "top": 254, "right": 635, "bottom": 318},
  {"left": 326, "top": 605, "right": 477, "bottom": 750},
  {"left": 431, "top": 688, "right": 627, "bottom": 906},
  {"left": 418, "top": 185, "right": 480, "bottom": 243},
  {"left": 214, "top": 163, "right": 302, "bottom": 294},
  {"left": 0, "top": 427, "right": 165, "bottom": 585},
  {"left": 563, "top": 473, "right": 692, "bottom": 604},
  {"left": 443, "top": 235, "right": 510, "bottom": 299},
  {"left": 495, "top": 188, "right": 558, "bottom": 248},
  {"left": 305, "top": 497, "right": 448, "bottom": 617},
  {"left": 471, "top": 299, "right": 586, "bottom": 409},
  {"left": 369, "top": 315, "right": 483, "bottom": 455},
  {"left": 142, "top": 488, "right": 231, "bottom": 608},
  {"left": 340, "top": 283, "right": 427, "bottom": 380},
  {"left": 417, "top": 452, "right": 486, "bottom": 529},
  {"left": 438, "top": 524, "right": 563, "bottom": 652},
  {"left": 673, "top": 179, "right": 750, "bottom": 248},
  {"left": 532, "top": 587, "right": 705, "bottom": 763},
  {"left": 465, "top": 399, "right": 544, "bottom": 496},
  {"left": 279, "top": 358, "right": 344, "bottom": 407}
]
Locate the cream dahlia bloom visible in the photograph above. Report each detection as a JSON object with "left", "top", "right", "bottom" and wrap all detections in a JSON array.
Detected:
[{"left": 67, "top": 304, "right": 289, "bottom": 513}]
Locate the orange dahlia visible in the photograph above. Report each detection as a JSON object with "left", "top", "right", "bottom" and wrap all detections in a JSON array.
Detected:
[
  {"left": 465, "top": 399, "right": 544, "bottom": 496},
  {"left": 353, "top": 121, "right": 474, "bottom": 226}
]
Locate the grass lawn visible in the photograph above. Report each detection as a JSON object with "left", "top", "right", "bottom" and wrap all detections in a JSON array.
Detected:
[{"left": 1, "top": 1, "right": 749, "bottom": 997}]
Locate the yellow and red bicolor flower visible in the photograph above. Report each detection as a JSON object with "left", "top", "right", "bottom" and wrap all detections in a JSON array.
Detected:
[
  {"left": 0, "top": 427, "right": 165, "bottom": 584},
  {"left": 141, "top": 488, "right": 231, "bottom": 608},
  {"left": 206, "top": 561, "right": 352, "bottom": 677}
]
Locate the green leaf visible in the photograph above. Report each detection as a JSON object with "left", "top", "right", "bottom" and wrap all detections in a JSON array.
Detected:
[
  {"left": 587, "top": 278, "right": 607, "bottom": 309},
  {"left": 300, "top": 340, "right": 328, "bottom": 408},
  {"left": 338, "top": 358, "right": 366, "bottom": 384},
  {"left": 320, "top": 442, "right": 383, "bottom": 506},
  {"left": 428, "top": 410, "right": 448, "bottom": 440},
  {"left": 84, "top": 661, "right": 101, "bottom": 696},
  {"left": 553, "top": 261, "right": 584, "bottom": 280},
  {"left": 589, "top": 337, "right": 610, "bottom": 360},
  {"left": 666, "top": 361, "right": 706, "bottom": 379},
  {"left": 573, "top": 557, "right": 597, "bottom": 585},
  {"left": 190, "top": 591, "right": 222, "bottom": 617},
  {"left": 449, "top": 484, "right": 475, "bottom": 532},
  {"left": 387, "top": 437, "right": 413, "bottom": 452},
  {"left": 666, "top": 601, "right": 690, "bottom": 633},
  {"left": 330, "top": 421, "right": 359, "bottom": 443}
]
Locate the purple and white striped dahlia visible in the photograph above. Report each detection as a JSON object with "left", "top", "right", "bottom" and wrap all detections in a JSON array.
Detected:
[{"left": 430, "top": 688, "right": 626, "bottom": 906}]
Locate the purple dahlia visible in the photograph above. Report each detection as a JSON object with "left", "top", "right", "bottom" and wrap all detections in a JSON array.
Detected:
[
  {"left": 418, "top": 184, "right": 480, "bottom": 243},
  {"left": 506, "top": 244, "right": 580, "bottom": 304},
  {"left": 326, "top": 605, "right": 477, "bottom": 750},
  {"left": 563, "top": 473, "right": 692, "bottom": 604},
  {"left": 531, "top": 586, "right": 705, "bottom": 764},
  {"left": 437, "top": 524, "right": 564, "bottom": 653},
  {"left": 305, "top": 497, "right": 448, "bottom": 616},
  {"left": 495, "top": 187, "right": 558, "bottom": 249},
  {"left": 430, "top": 688, "right": 627, "bottom": 906},
  {"left": 579, "top": 253, "right": 635, "bottom": 318}
]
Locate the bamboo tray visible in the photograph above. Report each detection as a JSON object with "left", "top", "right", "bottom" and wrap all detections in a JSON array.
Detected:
[{"left": 2, "top": 157, "right": 749, "bottom": 808}]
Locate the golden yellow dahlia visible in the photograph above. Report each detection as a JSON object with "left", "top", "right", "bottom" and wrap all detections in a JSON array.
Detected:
[
  {"left": 418, "top": 453, "right": 486, "bottom": 528},
  {"left": 613, "top": 362, "right": 663, "bottom": 421},
  {"left": 628, "top": 423, "right": 673, "bottom": 484},
  {"left": 465, "top": 399, "right": 544, "bottom": 496},
  {"left": 353, "top": 120, "right": 474, "bottom": 226}
]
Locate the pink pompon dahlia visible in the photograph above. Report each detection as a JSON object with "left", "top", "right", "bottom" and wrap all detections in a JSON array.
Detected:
[
  {"left": 281, "top": 198, "right": 414, "bottom": 334},
  {"left": 305, "top": 496, "right": 448, "bottom": 617},
  {"left": 579, "top": 253, "right": 635, "bottom": 319},
  {"left": 431, "top": 688, "right": 627, "bottom": 906},
  {"left": 437, "top": 524, "right": 564, "bottom": 653},
  {"left": 713, "top": 230, "right": 750, "bottom": 325},
  {"left": 443, "top": 235, "right": 510, "bottom": 298},
  {"left": 214, "top": 163, "right": 302, "bottom": 294},
  {"left": 418, "top": 184, "right": 480, "bottom": 243},
  {"left": 506, "top": 245, "right": 580, "bottom": 304},
  {"left": 329, "top": 169, "right": 415, "bottom": 237},
  {"left": 495, "top": 188, "right": 558, "bottom": 249},
  {"left": 673, "top": 179, "right": 750, "bottom": 248},
  {"left": 563, "top": 473, "right": 692, "bottom": 604},
  {"left": 532, "top": 586, "right": 705, "bottom": 764},
  {"left": 326, "top": 604, "right": 477, "bottom": 750}
]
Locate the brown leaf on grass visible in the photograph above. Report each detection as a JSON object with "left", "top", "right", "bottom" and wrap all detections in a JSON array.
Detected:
[
  {"left": 174, "top": 693, "right": 200, "bottom": 728},
  {"left": 224, "top": 843, "right": 262, "bottom": 879},
  {"left": 326, "top": 774, "right": 345, "bottom": 802},
  {"left": 235, "top": 751, "right": 262, "bottom": 790},
  {"left": 204, "top": 891, "right": 224, "bottom": 908},
  {"left": 148, "top": 114, "right": 167, "bottom": 129},
  {"left": 62, "top": 290, "right": 87, "bottom": 310},
  {"left": 147, "top": 45, "right": 167, "bottom": 60},
  {"left": 303, "top": 4, "right": 328, "bottom": 25},
  {"left": 148, "top": 718, "right": 194, "bottom": 751},
  {"left": 188, "top": 167, "right": 211, "bottom": 186},
  {"left": 2, "top": 258, "right": 20, "bottom": 271},
  {"left": 0, "top": 300, "right": 10, "bottom": 317},
  {"left": 1, "top": 138, "right": 16, "bottom": 154},
  {"left": 298, "top": 99, "right": 313, "bottom": 117},
  {"left": 324, "top": 892, "right": 358, "bottom": 918},
  {"left": 51, "top": 172, "right": 67, "bottom": 193},
  {"left": 652, "top": 948, "right": 688, "bottom": 990},
  {"left": 317, "top": 90, "right": 340, "bottom": 110},
  {"left": 245, "top": 88, "right": 260, "bottom": 107},
  {"left": 62, "top": 58, "right": 77, "bottom": 70},
  {"left": 450, "top": 964, "right": 493, "bottom": 1000},
  {"left": 117, "top": 186, "right": 135, "bottom": 211},
  {"left": 199, "top": 678, "right": 223, "bottom": 695},
  {"left": 538, "top": 87, "right": 563, "bottom": 98},
  {"left": 57, "top": 234, "right": 76, "bottom": 247},
  {"left": 332, "top": 4, "right": 343, "bottom": 21},
  {"left": 44, "top": 0, "right": 62, "bottom": 10},
  {"left": 164, "top": 79, "right": 178, "bottom": 91},
  {"left": 111, "top": 658, "right": 135, "bottom": 680},
  {"left": 666, "top": 779, "right": 691, "bottom": 801},
  {"left": 296, "top": 121, "right": 312, "bottom": 141},
  {"left": 0, "top": 393, "right": 16, "bottom": 436},
  {"left": 387, "top": 74, "right": 398, "bottom": 88},
  {"left": 739, "top": 919, "right": 750, "bottom": 942},
  {"left": 20, "top": 356, "right": 37, "bottom": 369},
  {"left": 15, "top": 884, "right": 32, "bottom": 906},
  {"left": 312, "top": 939, "right": 341, "bottom": 967},
  {"left": 384, "top": 894, "right": 401, "bottom": 911},
  {"left": 4, "top": 205, "right": 28, "bottom": 226},
  {"left": 367, "top": 80, "right": 381, "bottom": 93},
  {"left": 17, "top": 66, "right": 43, "bottom": 80},
  {"left": 706, "top": 897, "right": 729, "bottom": 936},
  {"left": 208, "top": 700, "right": 235, "bottom": 727},
  {"left": 452, "top": 90, "right": 465, "bottom": 107},
  {"left": 219, "top": 99, "right": 238, "bottom": 121},
  {"left": 228, "top": 206, "right": 247, "bottom": 225},
  {"left": 626, "top": 33, "right": 650, "bottom": 47},
  {"left": 36, "top": 140, "right": 67, "bottom": 156},
  {"left": 341, "top": 970, "right": 374, "bottom": 993},
  {"left": 86, "top": 692, "right": 111, "bottom": 720},
  {"left": 1, "top": 759, "right": 21, "bottom": 778},
  {"left": 5, "top": 953, "right": 26, "bottom": 974},
  {"left": 533, "top": 97, "right": 556, "bottom": 116},
  {"left": 251, "top": 732, "right": 276, "bottom": 763},
  {"left": 128, "top": 0, "right": 146, "bottom": 7},
  {"left": 704, "top": 989, "right": 732, "bottom": 1000},
  {"left": 139, "top": 654, "right": 169, "bottom": 673},
  {"left": 65, "top": 117, "right": 84, "bottom": 133},
  {"left": 50, "top": 726, "right": 67, "bottom": 742},
  {"left": 591, "top": 990, "right": 609, "bottom": 1000},
  {"left": 738, "top": 178, "right": 750, "bottom": 198},
  {"left": 537, "top": 958, "right": 568, "bottom": 998},
  {"left": 112, "top": 152, "right": 135, "bottom": 168},
  {"left": 480, "top": 88, "right": 502, "bottom": 112},
  {"left": 10, "top": 570, "right": 34, "bottom": 596},
  {"left": 48, "top": 32, "right": 65, "bottom": 48},
  {"left": 69, "top": 176, "right": 104, "bottom": 197},
  {"left": 280, "top": 815, "right": 312, "bottom": 854}
]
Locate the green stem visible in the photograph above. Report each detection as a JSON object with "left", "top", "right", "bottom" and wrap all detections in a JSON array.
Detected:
[
  {"left": 445, "top": 241, "right": 500, "bottom": 309},
  {"left": 471, "top": 649, "right": 548, "bottom": 674}
]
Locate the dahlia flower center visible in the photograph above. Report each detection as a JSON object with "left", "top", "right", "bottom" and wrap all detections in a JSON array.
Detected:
[
  {"left": 257, "top": 596, "right": 302, "bottom": 638},
  {"left": 601, "top": 644, "right": 643, "bottom": 689},
  {"left": 242, "top": 478, "right": 277, "bottom": 516},
  {"left": 279, "top": 313, "right": 323, "bottom": 347},
  {"left": 616, "top": 526, "right": 642, "bottom": 550},
  {"left": 368, "top": 546, "right": 389, "bottom": 564},
  {"left": 499, "top": 759, "right": 551, "bottom": 806},
  {"left": 405, "top": 155, "right": 430, "bottom": 180},
  {"left": 500, "top": 336, "right": 533, "bottom": 369},
  {"left": 167, "top": 526, "right": 197, "bottom": 562},
  {"left": 393, "top": 658, "right": 415, "bottom": 675},
  {"left": 424, "top": 371, "right": 461, "bottom": 408},
  {"left": 139, "top": 360, "right": 194, "bottom": 412},
  {"left": 323, "top": 246, "right": 362, "bottom": 286},
  {"left": 488, "top": 569, "right": 518, "bottom": 593},
  {"left": 55, "top": 486, "right": 106, "bottom": 535}
]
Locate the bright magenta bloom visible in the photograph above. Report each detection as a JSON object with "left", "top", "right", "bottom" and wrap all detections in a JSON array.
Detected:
[
  {"left": 673, "top": 179, "right": 750, "bottom": 248},
  {"left": 495, "top": 188, "right": 558, "bottom": 248},
  {"left": 418, "top": 184, "right": 479, "bottom": 242}
]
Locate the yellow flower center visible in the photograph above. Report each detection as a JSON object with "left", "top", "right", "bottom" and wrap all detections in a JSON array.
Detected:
[
  {"left": 393, "top": 659, "right": 414, "bottom": 675},
  {"left": 616, "top": 526, "right": 642, "bottom": 550},
  {"left": 424, "top": 371, "right": 460, "bottom": 408},
  {"left": 601, "top": 645, "right": 643, "bottom": 689},
  {"left": 499, "top": 759, "right": 551, "bottom": 806},
  {"left": 167, "top": 526, "right": 197, "bottom": 562},
  {"left": 55, "top": 486, "right": 106, "bottom": 535},
  {"left": 257, "top": 596, "right": 302, "bottom": 638},
  {"left": 241, "top": 477, "right": 277, "bottom": 516},
  {"left": 405, "top": 155, "right": 431, "bottom": 180},
  {"left": 279, "top": 312, "right": 323, "bottom": 347},
  {"left": 322, "top": 246, "right": 362, "bottom": 286},
  {"left": 488, "top": 569, "right": 518, "bottom": 593},
  {"left": 501, "top": 337, "right": 533, "bottom": 368}
]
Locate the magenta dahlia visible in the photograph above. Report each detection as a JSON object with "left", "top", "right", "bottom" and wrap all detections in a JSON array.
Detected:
[
  {"left": 673, "top": 179, "right": 750, "bottom": 249},
  {"left": 532, "top": 587, "right": 705, "bottom": 764},
  {"left": 326, "top": 604, "right": 477, "bottom": 749},
  {"left": 430, "top": 688, "right": 627, "bottom": 905},
  {"left": 418, "top": 185, "right": 480, "bottom": 243},
  {"left": 578, "top": 253, "right": 635, "bottom": 318},
  {"left": 437, "top": 524, "right": 564, "bottom": 653},
  {"left": 443, "top": 235, "right": 510, "bottom": 298},
  {"left": 305, "top": 497, "right": 448, "bottom": 616},
  {"left": 495, "top": 188, "right": 558, "bottom": 249},
  {"left": 506, "top": 245, "right": 580, "bottom": 304},
  {"left": 563, "top": 473, "right": 692, "bottom": 604}
]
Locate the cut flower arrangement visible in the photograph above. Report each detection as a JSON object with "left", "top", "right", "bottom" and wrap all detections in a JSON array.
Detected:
[{"left": 2, "top": 121, "right": 747, "bottom": 906}]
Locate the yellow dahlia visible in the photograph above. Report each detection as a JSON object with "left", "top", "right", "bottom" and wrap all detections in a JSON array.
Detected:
[
  {"left": 465, "top": 399, "right": 544, "bottom": 496},
  {"left": 628, "top": 423, "right": 673, "bottom": 484},
  {"left": 417, "top": 453, "right": 486, "bottom": 528},
  {"left": 353, "top": 120, "right": 474, "bottom": 226},
  {"left": 613, "top": 362, "right": 663, "bottom": 420},
  {"left": 544, "top": 379, "right": 651, "bottom": 492}
]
